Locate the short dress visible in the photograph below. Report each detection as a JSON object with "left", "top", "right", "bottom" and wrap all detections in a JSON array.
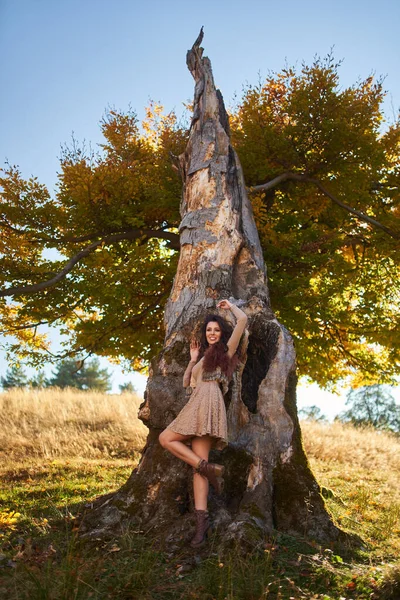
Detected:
[{"left": 166, "top": 305, "right": 247, "bottom": 450}]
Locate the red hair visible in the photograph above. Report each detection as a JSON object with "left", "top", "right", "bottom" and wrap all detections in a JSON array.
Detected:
[{"left": 200, "top": 314, "right": 240, "bottom": 377}]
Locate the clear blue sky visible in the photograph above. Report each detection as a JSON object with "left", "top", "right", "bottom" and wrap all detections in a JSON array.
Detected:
[{"left": 1, "top": 0, "right": 399, "bottom": 410}]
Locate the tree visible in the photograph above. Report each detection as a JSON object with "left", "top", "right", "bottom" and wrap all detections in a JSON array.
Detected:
[
  {"left": 0, "top": 54, "right": 399, "bottom": 388},
  {"left": 78, "top": 31, "right": 344, "bottom": 546},
  {"left": 48, "top": 357, "right": 111, "bottom": 392},
  {"left": 229, "top": 57, "right": 400, "bottom": 388},
  {"left": 119, "top": 381, "right": 137, "bottom": 394},
  {"left": 29, "top": 370, "right": 48, "bottom": 388},
  {"left": 299, "top": 405, "right": 327, "bottom": 422},
  {"left": 337, "top": 384, "right": 400, "bottom": 433},
  {"left": 0, "top": 104, "right": 183, "bottom": 374},
  {"left": 1, "top": 365, "right": 28, "bottom": 389}
]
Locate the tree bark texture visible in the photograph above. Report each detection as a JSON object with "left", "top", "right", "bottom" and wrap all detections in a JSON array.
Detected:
[{"left": 80, "top": 30, "right": 343, "bottom": 548}]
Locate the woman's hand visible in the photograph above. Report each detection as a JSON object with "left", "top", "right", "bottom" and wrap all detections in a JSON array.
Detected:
[
  {"left": 216, "top": 299, "right": 232, "bottom": 310},
  {"left": 190, "top": 339, "right": 200, "bottom": 362}
]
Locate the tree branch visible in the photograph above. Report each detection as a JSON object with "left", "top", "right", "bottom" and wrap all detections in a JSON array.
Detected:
[
  {"left": 0, "top": 298, "right": 86, "bottom": 334},
  {"left": 0, "top": 217, "right": 180, "bottom": 248},
  {"left": 0, "top": 229, "right": 180, "bottom": 298},
  {"left": 250, "top": 172, "right": 296, "bottom": 193},
  {"left": 311, "top": 179, "right": 399, "bottom": 239},
  {"left": 1, "top": 319, "right": 49, "bottom": 333},
  {"left": 46, "top": 296, "right": 167, "bottom": 363},
  {"left": 250, "top": 172, "right": 400, "bottom": 240}
]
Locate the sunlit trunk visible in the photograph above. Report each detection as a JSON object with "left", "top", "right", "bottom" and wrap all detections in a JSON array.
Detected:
[{"left": 80, "top": 30, "right": 343, "bottom": 547}]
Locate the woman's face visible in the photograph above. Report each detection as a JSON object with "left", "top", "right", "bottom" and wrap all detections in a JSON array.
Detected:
[{"left": 206, "top": 321, "right": 222, "bottom": 345}]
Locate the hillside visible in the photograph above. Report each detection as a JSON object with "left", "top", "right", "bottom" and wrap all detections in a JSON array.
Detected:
[{"left": 0, "top": 388, "right": 399, "bottom": 599}]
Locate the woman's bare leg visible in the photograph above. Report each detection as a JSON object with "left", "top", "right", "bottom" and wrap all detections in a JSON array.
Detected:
[
  {"left": 159, "top": 429, "right": 202, "bottom": 468},
  {"left": 192, "top": 436, "right": 213, "bottom": 510}
]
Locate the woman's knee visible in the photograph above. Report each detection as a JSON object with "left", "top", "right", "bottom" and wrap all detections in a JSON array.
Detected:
[{"left": 159, "top": 430, "right": 169, "bottom": 448}]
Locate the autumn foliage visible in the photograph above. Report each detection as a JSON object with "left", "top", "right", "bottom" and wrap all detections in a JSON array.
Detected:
[{"left": 1, "top": 57, "right": 399, "bottom": 387}]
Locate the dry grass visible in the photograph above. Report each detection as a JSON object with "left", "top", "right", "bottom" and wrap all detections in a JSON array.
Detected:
[
  {"left": 301, "top": 419, "right": 400, "bottom": 555},
  {"left": 2, "top": 386, "right": 399, "bottom": 471},
  {"left": 301, "top": 418, "right": 400, "bottom": 501},
  {"left": 1, "top": 393, "right": 399, "bottom": 598},
  {"left": 0, "top": 387, "right": 148, "bottom": 461},
  {"left": 300, "top": 419, "right": 400, "bottom": 473}
]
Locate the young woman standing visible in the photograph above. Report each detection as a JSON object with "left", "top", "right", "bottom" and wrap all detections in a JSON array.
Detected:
[{"left": 159, "top": 299, "right": 247, "bottom": 546}]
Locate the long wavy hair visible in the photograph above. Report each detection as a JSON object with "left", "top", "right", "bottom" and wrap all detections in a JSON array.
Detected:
[{"left": 200, "top": 314, "right": 240, "bottom": 378}]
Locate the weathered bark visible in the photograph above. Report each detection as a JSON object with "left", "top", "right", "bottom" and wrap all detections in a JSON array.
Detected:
[{"left": 80, "top": 30, "right": 344, "bottom": 548}]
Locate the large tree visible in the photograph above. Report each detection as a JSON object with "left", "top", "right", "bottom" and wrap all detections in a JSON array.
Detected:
[
  {"left": 0, "top": 31, "right": 398, "bottom": 544},
  {"left": 0, "top": 57, "right": 399, "bottom": 388},
  {"left": 78, "top": 31, "right": 343, "bottom": 545}
]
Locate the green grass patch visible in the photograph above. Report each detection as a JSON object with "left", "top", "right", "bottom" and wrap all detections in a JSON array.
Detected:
[
  {"left": 309, "top": 457, "right": 400, "bottom": 562},
  {"left": 0, "top": 458, "right": 399, "bottom": 599}
]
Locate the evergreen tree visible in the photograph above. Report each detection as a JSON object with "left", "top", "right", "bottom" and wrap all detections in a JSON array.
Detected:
[
  {"left": 29, "top": 371, "right": 48, "bottom": 388},
  {"left": 119, "top": 381, "right": 137, "bottom": 393},
  {"left": 1, "top": 365, "right": 28, "bottom": 389},
  {"left": 48, "top": 358, "right": 111, "bottom": 392},
  {"left": 78, "top": 358, "right": 111, "bottom": 392}
]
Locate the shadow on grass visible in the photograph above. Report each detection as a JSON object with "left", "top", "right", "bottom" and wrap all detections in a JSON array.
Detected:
[{"left": 1, "top": 463, "right": 399, "bottom": 600}]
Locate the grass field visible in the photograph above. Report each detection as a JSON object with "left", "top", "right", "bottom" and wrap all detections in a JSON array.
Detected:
[{"left": 0, "top": 388, "right": 399, "bottom": 599}]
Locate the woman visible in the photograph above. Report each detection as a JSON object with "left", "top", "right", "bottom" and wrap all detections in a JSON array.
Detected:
[{"left": 159, "top": 299, "right": 248, "bottom": 547}]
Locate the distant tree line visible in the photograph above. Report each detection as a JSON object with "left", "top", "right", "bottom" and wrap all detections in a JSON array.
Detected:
[
  {"left": 0, "top": 358, "right": 136, "bottom": 393},
  {"left": 299, "top": 384, "right": 400, "bottom": 435}
]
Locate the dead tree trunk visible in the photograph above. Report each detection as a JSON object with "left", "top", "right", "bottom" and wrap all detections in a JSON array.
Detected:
[{"left": 80, "top": 30, "right": 343, "bottom": 548}]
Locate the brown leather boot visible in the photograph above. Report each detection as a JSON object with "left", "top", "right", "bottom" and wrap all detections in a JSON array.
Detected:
[
  {"left": 190, "top": 509, "right": 210, "bottom": 548},
  {"left": 195, "top": 459, "right": 225, "bottom": 495}
]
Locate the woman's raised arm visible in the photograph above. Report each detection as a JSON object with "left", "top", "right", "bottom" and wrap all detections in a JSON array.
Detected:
[
  {"left": 217, "top": 300, "right": 248, "bottom": 357},
  {"left": 183, "top": 340, "right": 200, "bottom": 388}
]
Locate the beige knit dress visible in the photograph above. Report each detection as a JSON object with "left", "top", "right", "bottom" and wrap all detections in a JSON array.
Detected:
[{"left": 166, "top": 305, "right": 247, "bottom": 450}]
